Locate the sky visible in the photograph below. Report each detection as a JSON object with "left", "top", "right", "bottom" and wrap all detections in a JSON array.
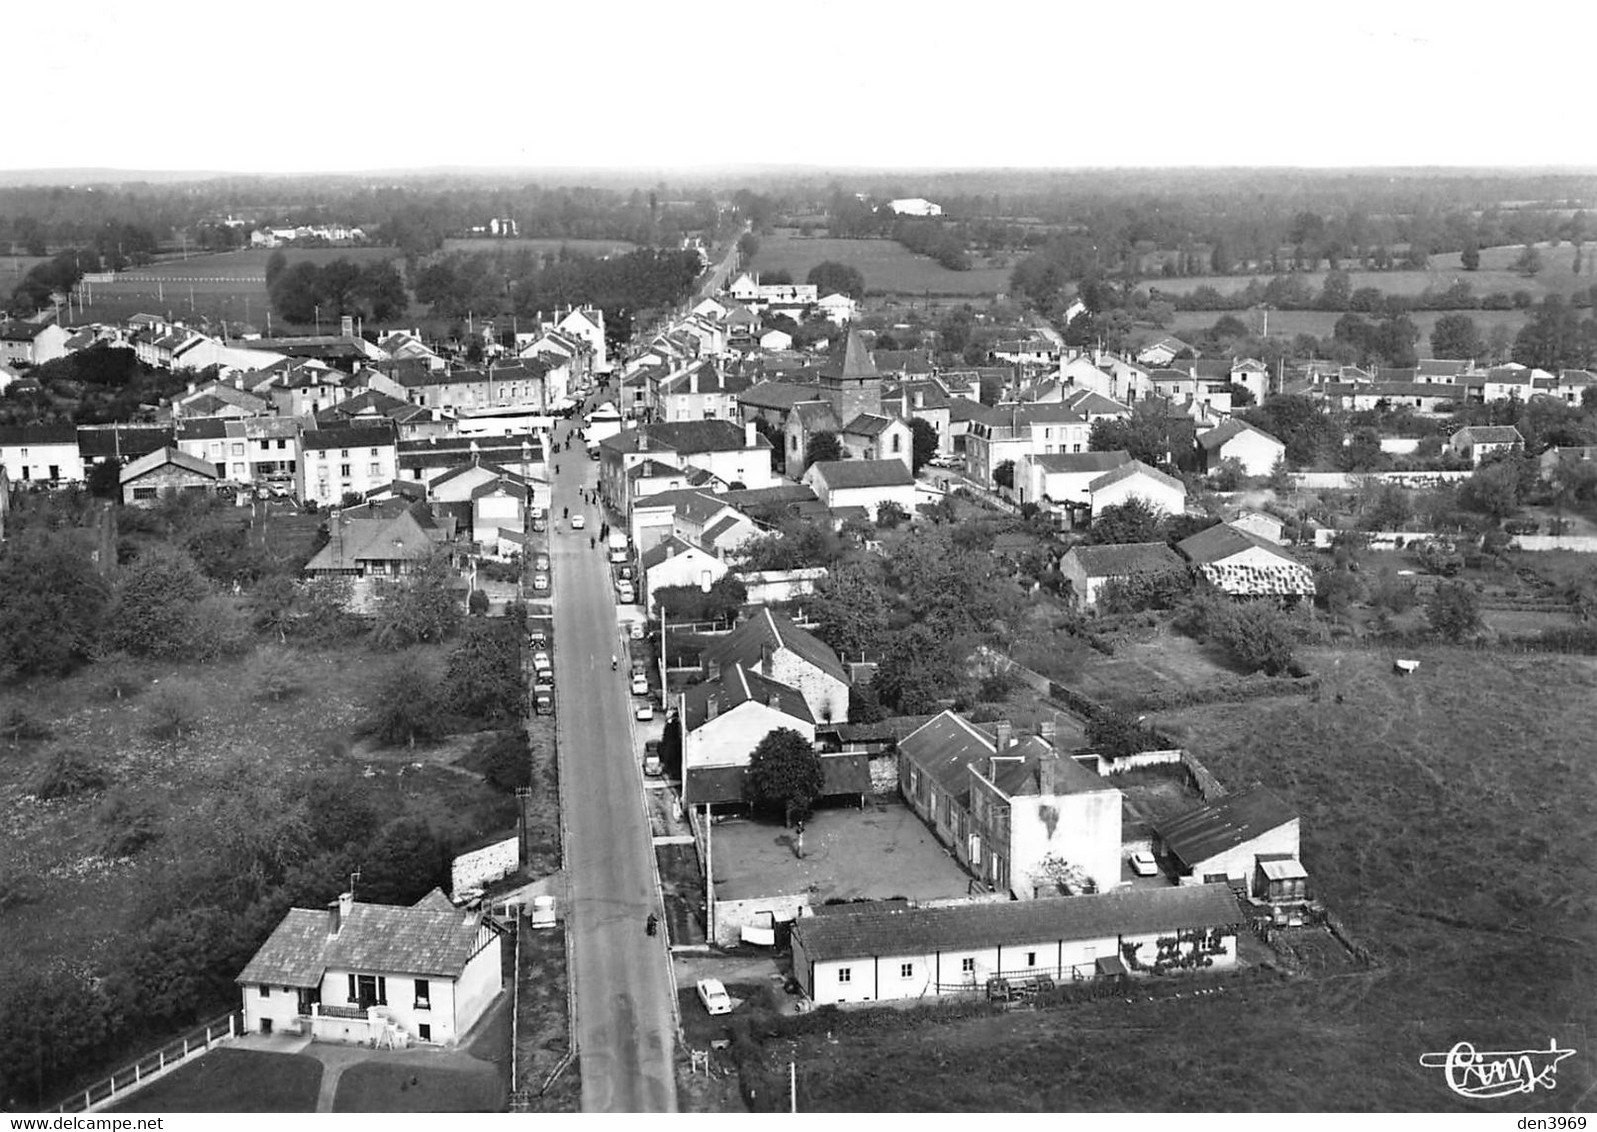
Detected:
[{"left": 10, "top": 0, "right": 1597, "bottom": 175}]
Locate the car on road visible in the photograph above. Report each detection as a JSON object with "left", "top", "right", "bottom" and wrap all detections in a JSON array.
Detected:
[
  {"left": 696, "top": 978, "right": 731, "bottom": 1016},
  {"left": 630, "top": 673, "right": 648, "bottom": 696},
  {"left": 635, "top": 701, "right": 654, "bottom": 722},
  {"left": 571, "top": 514, "right": 587, "bottom": 530},
  {"left": 1129, "top": 850, "right": 1159, "bottom": 877},
  {"left": 532, "top": 573, "right": 550, "bottom": 592},
  {"left": 527, "top": 629, "right": 549, "bottom": 650}
]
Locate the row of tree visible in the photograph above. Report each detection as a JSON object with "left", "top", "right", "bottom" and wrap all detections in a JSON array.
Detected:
[{"left": 264, "top": 252, "right": 408, "bottom": 325}]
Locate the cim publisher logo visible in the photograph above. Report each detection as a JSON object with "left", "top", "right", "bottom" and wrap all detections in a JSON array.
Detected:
[{"left": 1419, "top": 1039, "right": 1577, "bottom": 1100}]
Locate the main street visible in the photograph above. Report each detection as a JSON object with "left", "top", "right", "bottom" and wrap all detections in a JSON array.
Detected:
[{"left": 548, "top": 420, "right": 677, "bottom": 1112}]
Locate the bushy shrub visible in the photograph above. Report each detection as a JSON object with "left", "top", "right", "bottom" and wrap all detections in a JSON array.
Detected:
[
  {"left": 250, "top": 646, "right": 302, "bottom": 702},
  {"left": 146, "top": 680, "right": 203, "bottom": 740},
  {"left": 92, "top": 652, "right": 147, "bottom": 701},
  {"left": 1, "top": 705, "right": 52, "bottom": 746},
  {"left": 472, "top": 730, "right": 532, "bottom": 794},
  {"left": 33, "top": 747, "right": 109, "bottom": 799},
  {"left": 96, "top": 789, "right": 163, "bottom": 857}
]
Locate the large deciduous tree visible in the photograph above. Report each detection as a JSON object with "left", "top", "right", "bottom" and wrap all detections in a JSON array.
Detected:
[
  {"left": 1430, "top": 313, "right": 1483, "bottom": 360},
  {"left": 372, "top": 549, "right": 462, "bottom": 648},
  {"left": 806, "top": 261, "right": 866, "bottom": 300},
  {"left": 803, "top": 431, "right": 842, "bottom": 469},
  {"left": 367, "top": 653, "right": 448, "bottom": 747},
  {"left": 908, "top": 418, "right": 939, "bottom": 473},
  {"left": 1427, "top": 580, "right": 1483, "bottom": 642},
  {"left": 807, "top": 561, "right": 889, "bottom": 659},
  {"left": 0, "top": 532, "right": 110, "bottom": 679},
  {"left": 744, "top": 727, "right": 824, "bottom": 825},
  {"left": 1088, "top": 497, "right": 1164, "bottom": 544}
]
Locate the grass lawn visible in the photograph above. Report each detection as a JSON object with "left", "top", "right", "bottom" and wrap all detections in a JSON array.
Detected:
[
  {"left": 441, "top": 237, "right": 635, "bottom": 258},
  {"left": 108, "top": 1049, "right": 321, "bottom": 1113},
  {"left": 332, "top": 1061, "right": 502, "bottom": 1113},
  {"left": 733, "top": 645, "right": 1596, "bottom": 1112},
  {"left": 1070, "top": 632, "right": 1242, "bottom": 703},
  {"left": 752, "top": 231, "right": 1010, "bottom": 297},
  {"left": 514, "top": 922, "right": 581, "bottom": 1111},
  {"left": 1168, "top": 307, "right": 1531, "bottom": 346}
]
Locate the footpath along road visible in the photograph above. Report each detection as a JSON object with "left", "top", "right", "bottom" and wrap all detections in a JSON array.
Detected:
[{"left": 548, "top": 415, "right": 677, "bottom": 1112}]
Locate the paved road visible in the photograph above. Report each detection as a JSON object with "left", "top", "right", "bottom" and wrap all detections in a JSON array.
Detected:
[{"left": 549, "top": 427, "right": 678, "bottom": 1113}]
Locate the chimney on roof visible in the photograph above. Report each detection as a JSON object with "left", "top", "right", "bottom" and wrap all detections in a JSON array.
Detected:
[
  {"left": 745, "top": 420, "right": 757, "bottom": 449},
  {"left": 994, "top": 719, "right": 1013, "bottom": 750},
  {"left": 638, "top": 427, "right": 649, "bottom": 452},
  {"left": 1039, "top": 718, "right": 1056, "bottom": 745},
  {"left": 1037, "top": 751, "right": 1058, "bottom": 795},
  {"left": 706, "top": 694, "right": 719, "bottom": 720},
  {"left": 327, "top": 898, "right": 342, "bottom": 936},
  {"left": 768, "top": 693, "right": 781, "bottom": 710}
]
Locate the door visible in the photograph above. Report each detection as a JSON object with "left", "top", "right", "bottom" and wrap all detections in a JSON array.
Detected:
[{"left": 357, "top": 975, "right": 378, "bottom": 1009}]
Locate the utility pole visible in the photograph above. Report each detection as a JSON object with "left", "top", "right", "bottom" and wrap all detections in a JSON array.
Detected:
[{"left": 704, "top": 802, "right": 714, "bottom": 944}]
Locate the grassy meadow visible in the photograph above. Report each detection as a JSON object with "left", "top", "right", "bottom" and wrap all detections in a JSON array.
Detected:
[{"left": 752, "top": 230, "right": 1012, "bottom": 297}]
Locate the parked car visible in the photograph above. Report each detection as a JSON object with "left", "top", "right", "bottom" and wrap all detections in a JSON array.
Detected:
[
  {"left": 532, "top": 516, "right": 547, "bottom": 533},
  {"left": 644, "top": 740, "right": 662, "bottom": 777},
  {"left": 630, "top": 674, "right": 648, "bottom": 696},
  {"left": 571, "top": 514, "right": 587, "bottom": 530},
  {"left": 533, "top": 573, "right": 550, "bottom": 592},
  {"left": 696, "top": 978, "right": 732, "bottom": 1016},
  {"left": 1129, "top": 850, "right": 1158, "bottom": 877},
  {"left": 534, "top": 553, "right": 550, "bottom": 572},
  {"left": 635, "top": 701, "right": 654, "bottom": 722},
  {"left": 534, "top": 692, "right": 554, "bottom": 716},
  {"left": 532, "top": 651, "right": 552, "bottom": 670},
  {"left": 629, "top": 621, "right": 645, "bottom": 640},
  {"left": 527, "top": 629, "right": 549, "bottom": 650}
]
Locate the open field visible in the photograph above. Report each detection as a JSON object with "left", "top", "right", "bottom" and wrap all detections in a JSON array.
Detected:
[
  {"left": 732, "top": 645, "right": 1596, "bottom": 1112},
  {"left": 108, "top": 1049, "right": 321, "bottom": 1113},
  {"left": 1069, "top": 631, "right": 1241, "bottom": 702},
  {"left": 0, "top": 254, "right": 50, "bottom": 294},
  {"left": 333, "top": 1058, "right": 503, "bottom": 1113},
  {"left": 752, "top": 230, "right": 1011, "bottom": 297},
  {"left": 1167, "top": 306, "right": 1532, "bottom": 345},
  {"left": 442, "top": 237, "right": 635, "bottom": 258},
  {"left": 1147, "top": 242, "right": 1597, "bottom": 306}
]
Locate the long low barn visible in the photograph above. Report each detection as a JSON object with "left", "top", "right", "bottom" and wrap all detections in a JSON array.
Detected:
[{"left": 791, "top": 884, "right": 1242, "bottom": 1006}]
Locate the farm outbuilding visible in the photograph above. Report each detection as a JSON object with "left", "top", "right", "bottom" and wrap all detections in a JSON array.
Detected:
[{"left": 1152, "top": 785, "right": 1301, "bottom": 900}]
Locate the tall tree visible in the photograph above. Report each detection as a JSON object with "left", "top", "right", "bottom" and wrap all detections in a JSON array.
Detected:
[
  {"left": 803, "top": 431, "right": 842, "bottom": 470},
  {"left": 372, "top": 549, "right": 462, "bottom": 648},
  {"left": 0, "top": 532, "right": 110, "bottom": 678},
  {"left": 1430, "top": 313, "right": 1483, "bottom": 360},
  {"left": 743, "top": 727, "right": 824, "bottom": 825},
  {"left": 908, "top": 418, "right": 939, "bottom": 473},
  {"left": 807, "top": 561, "right": 889, "bottom": 659},
  {"left": 806, "top": 261, "right": 866, "bottom": 299}
]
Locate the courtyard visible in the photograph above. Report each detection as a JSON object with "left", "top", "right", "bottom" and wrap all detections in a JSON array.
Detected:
[{"left": 708, "top": 798, "right": 973, "bottom": 904}]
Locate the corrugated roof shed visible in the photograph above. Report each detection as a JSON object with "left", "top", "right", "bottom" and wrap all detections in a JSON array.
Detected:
[{"left": 1155, "top": 785, "right": 1297, "bottom": 869}]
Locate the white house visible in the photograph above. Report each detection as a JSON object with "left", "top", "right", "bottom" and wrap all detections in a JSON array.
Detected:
[
  {"left": 297, "top": 425, "right": 400, "bottom": 506},
  {"left": 1016, "top": 450, "right": 1131, "bottom": 508},
  {"left": 815, "top": 292, "right": 858, "bottom": 325},
  {"left": 237, "top": 890, "right": 502, "bottom": 1047},
  {"left": 1153, "top": 786, "right": 1301, "bottom": 899},
  {"left": 759, "top": 328, "right": 793, "bottom": 352},
  {"left": 791, "top": 884, "right": 1242, "bottom": 1006},
  {"left": 1449, "top": 424, "right": 1523, "bottom": 466},
  {"left": 679, "top": 664, "right": 817, "bottom": 800},
  {"left": 1058, "top": 541, "right": 1186, "bottom": 611},
  {"left": 1087, "top": 460, "right": 1187, "bottom": 519},
  {"left": 640, "top": 535, "right": 728, "bottom": 612},
  {"left": 0, "top": 424, "right": 84, "bottom": 484},
  {"left": 802, "top": 458, "right": 919, "bottom": 522},
  {"left": 1196, "top": 419, "right": 1286, "bottom": 477},
  {"left": 1177, "top": 522, "right": 1316, "bottom": 600},
  {"left": 701, "top": 607, "right": 850, "bottom": 725},
  {"left": 885, "top": 198, "right": 942, "bottom": 217}
]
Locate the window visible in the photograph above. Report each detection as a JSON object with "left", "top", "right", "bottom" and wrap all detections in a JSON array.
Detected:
[
  {"left": 961, "top": 957, "right": 975, "bottom": 974},
  {"left": 369, "top": 462, "right": 380, "bottom": 476},
  {"left": 278, "top": 439, "right": 287, "bottom": 450},
  {"left": 231, "top": 443, "right": 244, "bottom": 456},
  {"left": 340, "top": 464, "right": 350, "bottom": 477},
  {"left": 341, "top": 449, "right": 349, "bottom": 458},
  {"left": 900, "top": 963, "right": 914, "bottom": 979},
  {"left": 837, "top": 968, "right": 852, "bottom": 984},
  {"left": 417, "top": 1023, "right": 431, "bottom": 1042},
  {"left": 259, "top": 984, "right": 270, "bottom": 998},
  {"left": 370, "top": 448, "right": 379, "bottom": 457},
  {"left": 414, "top": 979, "right": 431, "bottom": 1009},
  {"left": 1026, "top": 952, "right": 1037, "bottom": 968}
]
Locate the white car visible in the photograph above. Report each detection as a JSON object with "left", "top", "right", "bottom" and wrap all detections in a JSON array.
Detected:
[
  {"left": 571, "top": 514, "right": 587, "bottom": 530},
  {"left": 696, "top": 978, "right": 731, "bottom": 1016},
  {"left": 532, "top": 652, "right": 552, "bottom": 670},
  {"left": 630, "top": 674, "right": 648, "bottom": 696},
  {"left": 629, "top": 621, "right": 645, "bottom": 640},
  {"left": 1129, "top": 850, "right": 1158, "bottom": 877},
  {"left": 635, "top": 701, "right": 654, "bottom": 722}
]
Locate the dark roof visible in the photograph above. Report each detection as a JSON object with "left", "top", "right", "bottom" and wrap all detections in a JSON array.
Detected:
[
  {"left": 602, "top": 419, "right": 762, "bottom": 457},
  {"left": 720, "top": 484, "right": 817, "bottom": 509},
  {"left": 739, "top": 380, "right": 823, "bottom": 412},
  {"left": 1177, "top": 521, "right": 1297, "bottom": 566},
  {"left": 680, "top": 663, "right": 816, "bottom": 732},
  {"left": 1065, "top": 541, "right": 1184, "bottom": 578},
  {"left": 237, "top": 897, "right": 488, "bottom": 986},
  {"left": 684, "top": 752, "right": 870, "bottom": 806},
  {"left": 1031, "top": 450, "right": 1129, "bottom": 474},
  {"left": 1155, "top": 785, "right": 1298, "bottom": 868},
  {"left": 823, "top": 331, "right": 882, "bottom": 382},
  {"left": 898, "top": 711, "right": 1105, "bottom": 800},
  {"left": 702, "top": 607, "right": 848, "bottom": 685},
  {"left": 175, "top": 418, "right": 229, "bottom": 440},
  {"left": 120, "top": 446, "right": 221, "bottom": 484},
  {"left": 1318, "top": 382, "right": 1466, "bottom": 401},
  {"left": 77, "top": 425, "right": 174, "bottom": 459},
  {"left": 869, "top": 348, "right": 934, "bottom": 375},
  {"left": 842, "top": 413, "right": 897, "bottom": 437},
  {"left": 1088, "top": 460, "right": 1186, "bottom": 495},
  {"left": 303, "top": 424, "right": 396, "bottom": 451},
  {"left": 1198, "top": 418, "right": 1282, "bottom": 453},
  {"left": 808, "top": 459, "right": 913, "bottom": 490},
  {"left": 792, "top": 884, "right": 1243, "bottom": 963},
  {"left": 640, "top": 534, "right": 703, "bottom": 571},
  {"left": 0, "top": 424, "right": 77, "bottom": 446}
]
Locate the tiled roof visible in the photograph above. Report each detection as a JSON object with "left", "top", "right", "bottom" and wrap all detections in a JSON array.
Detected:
[
  {"left": 1454, "top": 425, "right": 1523, "bottom": 444},
  {"left": 1198, "top": 418, "right": 1283, "bottom": 453},
  {"left": 792, "top": 884, "right": 1243, "bottom": 963},
  {"left": 809, "top": 459, "right": 913, "bottom": 490},
  {"left": 1177, "top": 521, "right": 1297, "bottom": 566},
  {"left": 77, "top": 425, "right": 174, "bottom": 459},
  {"left": 601, "top": 420, "right": 761, "bottom": 456},
  {"left": 120, "top": 446, "right": 222, "bottom": 484},
  {"left": 842, "top": 413, "right": 896, "bottom": 437},
  {"left": 1032, "top": 450, "right": 1129, "bottom": 474},
  {"left": 1065, "top": 541, "right": 1184, "bottom": 578},
  {"left": 640, "top": 534, "right": 700, "bottom": 571},
  {"left": 1155, "top": 785, "right": 1297, "bottom": 868},
  {"left": 684, "top": 752, "right": 869, "bottom": 806},
  {"left": 680, "top": 663, "right": 815, "bottom": 732},
  {"left": 303, "top": 424, "right": 396, "bottom": 451},
  {"left": 1060, "top": 389, "right": 1131, "bottom": 417},
  {"left": 237, "top": 898, "right": 488, "bottom": 987},
  {"left": 719, "top": 484, "right": 817, "bottom": 509},
  {"left": 792, "top": 401, "right": 842, "bottom": 431},
  {"left": 1088, "top": 460, "right": 1185, "bottom": 496},
  {"left": 0, "top": 424, "right": 78, "bottom": 446},
  {"left": 899, "top": 710, "right": 1103, "bottom": 800},
  {"left": 702, "top": 607, "right": 847, "bottom": 685}
]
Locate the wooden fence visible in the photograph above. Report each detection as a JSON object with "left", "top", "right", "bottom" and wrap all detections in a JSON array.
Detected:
[{"left": 52, "top": 1010, "right": 243, "bottom": 1113}]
